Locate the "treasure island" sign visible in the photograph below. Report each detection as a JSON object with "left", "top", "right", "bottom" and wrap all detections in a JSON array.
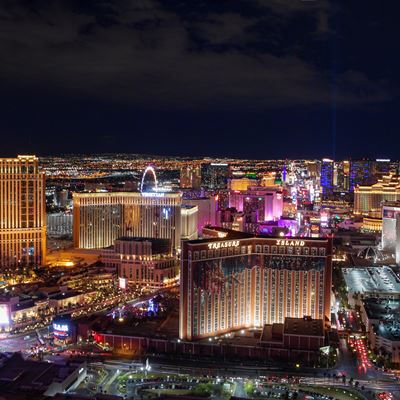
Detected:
[
  {"left": 208, "top": 240, "right": 240, "bottom": 250},
  {"left": 276, "top": 239, "right": 305, "bottom": 247}
]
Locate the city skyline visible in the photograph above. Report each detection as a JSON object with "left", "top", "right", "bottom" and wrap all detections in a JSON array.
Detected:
[{"left": 1, "top": 1, "right": 400, "bottom": 398}]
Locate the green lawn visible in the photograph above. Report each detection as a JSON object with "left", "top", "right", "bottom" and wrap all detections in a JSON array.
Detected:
[{"left": 117, "top": 371, "right": 173, "bottom": 382}]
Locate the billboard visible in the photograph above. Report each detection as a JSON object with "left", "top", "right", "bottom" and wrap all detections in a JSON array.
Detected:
[
  {"left": 383, "top": 209, "right": 400, "bottom": 219},
  {"left": 52, "top": 314, "right": 72, "bottom": 340},
  {"left": 53, "top": 322, "right": 70, "bottom": 338},
  {"left": 0, "top": 304, "right": 10, "bottom": 326},
  {"left": 119, "top": 277, "right": 127, "bottom": 290}
]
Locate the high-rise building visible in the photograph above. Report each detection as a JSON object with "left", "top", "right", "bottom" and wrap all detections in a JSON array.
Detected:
[
  {"left": 182, "top": 197, "right": 217, "bottom": 235},
  {"left": 349, "top": 159, "right": 374, "bottom": 192},
  {"left": 306, "top": 160, "right": 320, "bottom": 179},
  {"left": 180, "top": 165, "right": 201, "bottom": 189},
  {"left": 54, "top": 190, "right": 69, "bottom": 208},
  {"left": 229, "top": 187, "right": 283, "bottom": 222},
  {"left": 73, "top": 192, "right": 184, "bottom": 251},
  {"left": 373, "top": 159, "right": 391, "bottom": 178},
  {"left": 354, "top": 175, "right": 400, "bottom": 214},
  {"left": 180, "top": 232, "right": 332, "bottom": 340},
  {"left": 181, "top": 205, "right": 198, "bottom": 240},
  {"left": 0, "top": 155, "right": 46, "bottom": 268},
  {"left": 201, "top": 163, "right": 230, "bottom": 190},
  {"left": 320, "top": 159, "right": 334, "bottom": 197},
  {"left": 334, "top": 161, "right": 350, "bottom": 192},
  {"left": 381, "top": 201, "right": 400, "bottom": 265}
]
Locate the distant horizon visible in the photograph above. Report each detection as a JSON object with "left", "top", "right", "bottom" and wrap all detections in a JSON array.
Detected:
[{"left": 0, "top": 152, "right": 397, "bottom": 163}]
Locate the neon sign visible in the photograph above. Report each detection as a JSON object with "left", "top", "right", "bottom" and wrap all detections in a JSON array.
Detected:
[
  {"left": 141, "top": 192, "right": 166, "bottom": 197},
  {"left": 53, "top": 323, "right": 69, "bottom": 332},
  {"left": 276, "top": 239, "right": 305, "bottom": 247},
  {"left": 208, "top": 240, "right": 240, "bottom": 250},
  {"left": 119, "top": 277, "right": 127, "bottom": 290}
]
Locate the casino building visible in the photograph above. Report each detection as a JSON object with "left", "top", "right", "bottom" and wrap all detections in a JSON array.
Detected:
[
  {"left": 180, "top": 231, "right": 332, "bottom": 340},
  {"left": 354, "top": 175, "right": 400, "bottom": 214},
  {"left": 0, "top": 155, "right": 46, "bottom": 268},
  {"left": 73, "top": 166, "right": 197, "bottom": 252},
  {"left": 73, "top": 191, "right": 185, "bottom": 252},
  {"left": 101, "top": 237, "right": 179, "bottom": 289}
]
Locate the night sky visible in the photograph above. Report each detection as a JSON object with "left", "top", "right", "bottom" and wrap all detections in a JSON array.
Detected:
[{"left": 0, "top": 1, "right": 398, "bottom": 159}]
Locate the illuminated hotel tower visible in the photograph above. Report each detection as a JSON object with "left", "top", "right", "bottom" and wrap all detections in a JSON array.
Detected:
[
  {"left": 0, "top": 155, "right": 46, "bottom": 268},
  {"left": 180, "top": 234, "right": 332, "bottom": 340},
  {"left": 73, "top": 191, "right": 183, "bottom": 250},
  {"left": 73, "top": 167, "right": 189, "bottom": 251},
  {"left": 354, "top": 175, "right": 400, "bottom": 214}
]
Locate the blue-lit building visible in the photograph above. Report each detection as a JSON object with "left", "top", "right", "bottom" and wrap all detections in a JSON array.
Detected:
[
  {"left": 320, "top": 159, "right": 334, "bottom": 197},
  {"left": 349, "top": 160, "right": 374, "bottom": 192}
]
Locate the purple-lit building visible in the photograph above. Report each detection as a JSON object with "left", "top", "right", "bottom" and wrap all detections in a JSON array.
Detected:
[
  {"left": 229, "top": 187, "right": 283, "bottom": 222},
  {"left": 258, "top": 218, "right": 298, "bottom": 237},
  {"left": 183, "top": 196, "right": 217, "bottom": 235}
]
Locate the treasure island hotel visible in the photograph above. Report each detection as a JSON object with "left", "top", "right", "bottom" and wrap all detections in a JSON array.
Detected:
[
  {"left": 180, "top": 231, "right": 332, "bottom": 340},
  {"left": 0, "top": 155, "right": 46, "bottom": 268}
]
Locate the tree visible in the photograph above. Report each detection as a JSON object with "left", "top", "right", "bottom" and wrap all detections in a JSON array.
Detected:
[{"left": 244, "top": 381, "right": 255, "bottom": 396}]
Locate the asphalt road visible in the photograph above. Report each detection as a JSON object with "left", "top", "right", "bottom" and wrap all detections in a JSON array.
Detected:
[
  {"left": 0, "top": 327, "right": 49, "bottom": 353},
  {"left": 74, "top": 358, "right": 400, "bottom": 400},
  {"left": 234, "top": 380, "right": 248, "bottom": 398}
]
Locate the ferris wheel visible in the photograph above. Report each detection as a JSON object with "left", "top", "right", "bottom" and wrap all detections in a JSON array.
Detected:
[{"left": 140, "top": 165, "right": 158, "bottom": 193}]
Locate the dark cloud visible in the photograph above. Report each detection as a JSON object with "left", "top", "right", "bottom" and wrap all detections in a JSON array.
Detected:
[
  {"left": 0, "top": 0, "right": 391, "bottom": 108},
  {"left": 0, "top": 0, "right": 398, "bottom": 158}
]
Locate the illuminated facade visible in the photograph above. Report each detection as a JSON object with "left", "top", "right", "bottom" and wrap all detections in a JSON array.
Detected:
[
  {"left": 334, "top": 161, "right": 350, "bottom": 192},
  {"left": 381, "top": 201, "right": 400, "bottom": 264},
  {"left": 47, "top": 212, "right": 73, "bottom": 237},
  {"left": 180, "top": 234, "right": 332, "bottom": 340},
  {"left": 260, "top": 173, "right": 279, "bottom": 187},
  {"left": 102, "top": 237, "right": 179, "bottom": 289},
  {"left": 362, "top": 216, "right": 382, "bottom": 233},
  {"left": 201, "top": 163, "right": 230, "bottom": 189},
  {"left": 229, "top": 178, "right": 257, "bottom": 191},
  {"left": 180, "top": 165, "right": 201, "bottom": 189},
  {"left": 320, "top": 159, "right": 334, "bottom": 196},
  {"left": 373, "top": 159, "right": 391, "bottom": 178},
  {"left": 349, "top": 159, "right": 374, "bottom": 192},
  {"left": 0, "top": 155, "right": 46, "bottom": 268},
  {"left": 354, "top": 175, "right": 400, "bottom": 214},
  {"left": 181, "top": 205, "right": 198, "bottom": 240},
  {"left": 183, "top": 197, "right": 217, "bottom": 235},
  {"left": 229, "top": 187, "right": 283, "bottom": 221},
  {"left": 73, "top": 192, "right": 183, "bottom": 251}
]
